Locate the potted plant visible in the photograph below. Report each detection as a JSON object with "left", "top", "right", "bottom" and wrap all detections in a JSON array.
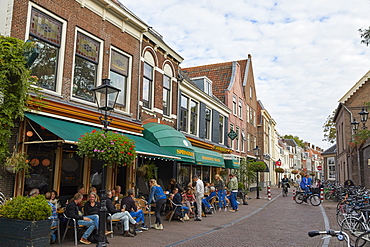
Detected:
[
  {"left": 0, "top": 195, "right": 52, "bottom": 246},
  {"left": 77, "top": 129, "right": 136, "bottom": 167},
  {"left": 275, "top": 167, "right": 285, "bottom": 173},
  {"left": 136, "top": 161, "right": 157, "bottom": 182},
  {"left": 2, "top": 147, "right": 31, "bottom": 176}
]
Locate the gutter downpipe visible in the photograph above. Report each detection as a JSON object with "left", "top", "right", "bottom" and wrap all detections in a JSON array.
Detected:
[
  {"left": 136, "top": 32, "right": 143, "bottom": 121},
  {"left": 342, "top": 104, "right": 357, "bottom": 183}
]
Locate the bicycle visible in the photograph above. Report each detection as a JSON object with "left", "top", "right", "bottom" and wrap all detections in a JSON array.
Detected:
[
  {"left": 282, "top": 182, "right": 289, "bottom": 197},
  {"left": 295, "top": 189, "right": 321, "bottom": 206},
  {"left": 308, "top": 230, "right": 351, "bottom": 247}
]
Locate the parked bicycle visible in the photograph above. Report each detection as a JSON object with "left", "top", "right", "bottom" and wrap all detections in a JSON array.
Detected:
[
  {"left": 294, "top": 188, "right": 321, "bottom": 206},
  {"left": 309, "top": 229, "right": 370, "bottom": 247}
]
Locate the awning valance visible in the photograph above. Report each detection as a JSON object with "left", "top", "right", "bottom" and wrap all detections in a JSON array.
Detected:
[
  {"left": 192, "top": 146, "right": 225, "bottom": 168},
  {"left": 25, "top": 113, "right": 179, "bottom": 160},
  {"left": 143, "top": 123, "right": 195, "bottom": 163}
]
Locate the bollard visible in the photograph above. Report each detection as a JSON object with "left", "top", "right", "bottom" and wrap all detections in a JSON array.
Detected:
[
  {"left": 267, "top": 186, "right": 271, "bottom": 200},
  {"left": 320, "top": 187, "right": 324, "bottom": 201},
  {"left": 292, "top": 189, "right": 296, "bottom": 200}
]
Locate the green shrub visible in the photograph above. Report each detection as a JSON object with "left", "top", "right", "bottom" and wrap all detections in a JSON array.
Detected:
[{"left": 0, "top": 195, "right": 51, "bottom": 221}]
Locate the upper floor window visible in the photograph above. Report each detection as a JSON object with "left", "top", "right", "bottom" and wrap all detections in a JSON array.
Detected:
[
  {"left": 235, "top": 127, "right": 240, "bottom": 151},
  {"left": 29, "top": 7, "right": 63, "bottom": 92},
  {"left": 72, "top": 31, "right": 100, "bottom": 102},
  {"left": 250, "top": 86, "right": 253, "bottom": 99},
  {"left": 250, "top": 108, "right": 254, "bottom": 125},
  {"left": 180, "top": 94, "right": 189, "bottom": 132},
  {"left": 109, "top": 49, "right": 129, "bottom": 107},
  {"left": 143, "top": 62, "right": 153, "bottom": 108},
  {"left": 230, "top": 124, "right": 234, "bottom": 149},
  {"left": 163, "top": 75, "right": 171, "bottom": 116},
  {"left": 238, "top": 99, "right": 243, "bottom": 118},
  {"left": 219, "top": 115, "right": 224, "bottom": 144},
  {"left": 241, "top": 130, "right": 245, "bottom": 152},
  {"left": 190, "top": 100, "right": 198, "bottom": 135},
  {"left": 205, "top": 107, "right": 211, "bottom": 140},
  {"left": 233, "top": 95, "right": 237, "bottom": 115},
  {"left": 204, "top": 79, "right": 212, "bottom": 96}
]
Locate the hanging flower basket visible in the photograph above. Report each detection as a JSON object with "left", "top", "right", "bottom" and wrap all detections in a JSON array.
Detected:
[
  {"left": 299, "top": 171, "right": 306, "bottom": 177},
  {"left": 248, "top": 161, "right": 266, "bottom": 172},
  {"left": 310, "top": 172, "right": 316, "bottom": 176},
  {"left": 2, "top": 147, "right": 31, "bottom": 175},
  {"left": 77, "top": 129, "right": 136, "bottom": 167},
  {"left": 275, "top": 167, "right": 284, "bottom": 173},
  {"left": 291, "top": 170, "right": 299, "bottom": 174}
]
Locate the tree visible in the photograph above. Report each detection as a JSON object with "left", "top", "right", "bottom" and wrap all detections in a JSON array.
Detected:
[
  {"left": 359, "top": 27, "right": 370, "bottom": 46},
  {"left": 0, "top": 36, "right": 39, "bottom": 162},
  {"left": 283, "top": 134, "right": 304, "bottom": 148},
  {"left": 322, "top": 110, "right": 336, "bottom": 144}
]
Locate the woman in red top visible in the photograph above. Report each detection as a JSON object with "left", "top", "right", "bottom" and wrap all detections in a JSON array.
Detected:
[{"left": 182, "top": 188, "right": 195, "bottom": 215}]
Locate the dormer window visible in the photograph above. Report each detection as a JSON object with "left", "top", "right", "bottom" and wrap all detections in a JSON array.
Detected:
[{"left": 191, "top": 76, "right": 212, "bottom": 96}]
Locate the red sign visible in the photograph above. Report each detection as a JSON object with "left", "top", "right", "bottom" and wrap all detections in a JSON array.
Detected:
[
  {"left": 317, "top": 166, "right": 322, "bottom": 171},
  {"left": 276, "top": 160, "right": 281, "bottom": 167}
]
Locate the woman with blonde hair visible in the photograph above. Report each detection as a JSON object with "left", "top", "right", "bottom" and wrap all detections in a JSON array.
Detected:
[
  {"left": 147, "top": 179, "right": 166, "bottom": 230},
  {"left": 215, "top": 174, "right": 226, "bottom": 211}
]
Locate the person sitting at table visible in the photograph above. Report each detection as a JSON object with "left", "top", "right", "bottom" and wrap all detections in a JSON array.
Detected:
[
  {"left": 106, "top": 190, "right": 141, "bottom": 237},
  {"left": 45, "top": 192, "right": 58, "bottom": 244},
  {"left": 29, "top": 188, "right": 40, "bottom": 197},
  {"left": 76, "top": 184, "right": 87, "bottom": 208},
  {"left": 172, "top": 187, "right": 189, "bottom": 221},
  {"left": 121, "top": 188, "right": 148, "bottom": 231},
  {"left": 65, "top": 193, "right": 99, "bottom": 245},
  {"left": 204, "top": 183, "right": 211, "bottom": 197},
  {"left": 182, "top": 188, "right": 196, "bottom": 216},
  {"left": 50, "top": 190, "right": 61, "bottom": 209},
  {"left": 167, "top": 178, "right": 184, "bottom": 193},
  {"left": 202, "top": 186, "right": 216, "bottom": 210}
]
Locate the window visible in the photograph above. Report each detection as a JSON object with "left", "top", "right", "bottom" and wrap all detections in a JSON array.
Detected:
[
  {"left": 250, "top": 108, "right": 254, "bottom": 125},
  {"left": 328, "top": 157, "right": 335, "bottom": 180},
  {"left": 110, "top": 49, "right": 129, "bottom": 107},
  {"left": 163, "top": 75, "right": 171, "bottom": 116},
  {"left": 233, "top": 95, "right": 237, "bottom": 115},
  {"left": 241, "top": 130, "right": 245, "bottom": 152},
  {"left": 29, "top": 8, "right": 63, "bottom": 92},
  {"left": 247, "top": 133, "right": 250, "bottom": 152},
  {"left": 219, "top": 115, "right": 224, "bottom": 144},
  {"left": 250, "top": 86, "right": 253, "bottom": 99},
  {"left": 190, "top": 100, "right": 198, "bottom": 135},
  {"left": 180, "top": 95, "right": 188, "bottom": 132},
  {"left": 205, "top": 107, "right": 211, "bottom": 140},
  {"left": 235, "top": 127, "right": 239, "bottom": 151},
  {"left": 238, "top": 99, "right": 243, "bottom": 118},
  {"left": 143, "top": 62, "right": 153, "bottom": 108},
  {"left": 72, "top": 32, "right": 100, "bottom": 102},
  {"left": 246, "top": 105, "right": 249, "bottom": 122},
  {"left": 204, "top": 80, "right": 212, "bottom": 95}
]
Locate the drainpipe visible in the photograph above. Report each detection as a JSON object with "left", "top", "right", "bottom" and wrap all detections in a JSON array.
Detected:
[
  {"left": 342, "top": 104, "right": 357, "bottom": 183},
  {"left": 136, "top": 33, "right": 143, "bottom": 121}
]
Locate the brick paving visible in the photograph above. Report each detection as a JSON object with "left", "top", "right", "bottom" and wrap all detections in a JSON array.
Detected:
[{"left": 59, "top": 187, "right": 345, "bottom": 247}]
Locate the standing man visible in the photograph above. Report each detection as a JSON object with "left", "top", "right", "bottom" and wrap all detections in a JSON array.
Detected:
[
  {"left": 192, "top": 176, "right": 204, "bottom": 221},
  {"left": 228, "top": 174, "right": 238, "bottom": 212}
]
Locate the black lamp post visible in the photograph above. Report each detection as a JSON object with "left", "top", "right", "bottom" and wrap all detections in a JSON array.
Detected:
[
  {"left": 253, "top": 146, "right": 261, "bottom": 199},
  {"left": 92, "top": 79, "right": 120, "bottom": 247},
  {"left": 351, "top": 118, "right": 360, "bottom": 132}
]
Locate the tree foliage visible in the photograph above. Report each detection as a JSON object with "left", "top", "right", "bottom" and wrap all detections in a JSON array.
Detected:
[
  {"left": 283, "top": 134, "right": 305, "bottom": 148},
  {"left": 0, "top": 36, "right": 39, "bottom": 162},
  {"left": 322, "top": 110, "right": 337, "bottom": 144},
  {"left": 359, "top": 27, "right": 370, "bottom": 46}
]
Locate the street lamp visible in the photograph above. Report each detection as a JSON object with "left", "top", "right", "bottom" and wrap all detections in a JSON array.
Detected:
[
  {"left": 253, "top": 146, "right": 261, "bottom": 199},
  {"left": 359, "top": 108, "right": 369, "bottom": 130},
  {"left": 276, "top": 158, "right": 282, "bottom": 188},
  {"left": 351, "top": 118, "right": 360, "bottom": 132},
  {"left": 91, "top": 79, "right": 120, "bottom": 247}
]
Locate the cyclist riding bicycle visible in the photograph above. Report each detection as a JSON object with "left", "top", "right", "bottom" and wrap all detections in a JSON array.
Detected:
[
  {"left": 300, "top": 174, "right": 311, "bottom": 201},
  {"left": 281, "top": 175, "right": 290, "bottom": 193}
]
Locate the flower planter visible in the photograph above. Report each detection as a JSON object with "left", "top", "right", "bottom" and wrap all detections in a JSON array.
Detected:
[{"left": 0, "top": 218, "right": 51, "bottom": 247}]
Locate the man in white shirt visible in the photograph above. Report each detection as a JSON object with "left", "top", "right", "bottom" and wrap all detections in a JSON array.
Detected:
[{"left": 192, "top": 175, "right": 204, "bottom": 221}]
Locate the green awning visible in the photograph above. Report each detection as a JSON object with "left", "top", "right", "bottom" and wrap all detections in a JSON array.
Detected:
[
  {"left": 143, "top": 123, "right": 195, "bottom": 163},
  {"left": 25, "top": 113, "right": 179, "bottom": 160},
  {"left": 224, "top": 157, "right": 240, "bottom": 169},
  {"left": 192, "top": 146, "right": 225, "bottom": 168}
]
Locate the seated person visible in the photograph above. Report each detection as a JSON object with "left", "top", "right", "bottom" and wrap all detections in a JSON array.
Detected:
[
  {"left": 106, "top": 190, "right": 140, "bottom": 237},
  {"left": 204, "top": 183, "right": 211, "bottom": 197},
  {"left": 167, "top": 178, "right": 184, "bottom": 193},
  {"left": 121, "top": 189, "right": 148, "bottom": 231},
  {"left": 202, "top": 186, "right": 216, "bottom": 209},
  {"left": 182, "top": 188, "right": 196, "bottom": 215},
  {"left": 113, "top": 185, "right": 123, "bottom": 203},
  {"left": 65, "top": 193, "right": 99, "bottom": 245},
  {"left": 84, "top": 192, "right": 100, "bottom": 217},
  {"left": 172, "top": 188, "right": 189, "bottom": 220},
  {"left": 76, "top": 185, "right": 87, "bottom": 208},
  {"left": 45, "top": 192, "right": 58, "bottom": 244},
  {"left": 88, "top": 187, "right": 100, "bottom": 202},
  {"left": 50, "top": 190, "right": 61, "bottom": 209}
]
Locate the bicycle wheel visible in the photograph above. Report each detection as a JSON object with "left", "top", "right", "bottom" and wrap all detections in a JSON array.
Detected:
[
  {"left": 341, "top": 217, "right": 367, "bottom": 237},
  {"left": 310, "top": 194, "right": 321, "bottom": 206},
  {"left": 337, "top": 203, "right": 350, "bottom": 226},
  {"left": 294, "top": 192, "right": 304, "bottom": 204},
  {"left": 355, "top": 230, "right": 370, "bottom": 247}
]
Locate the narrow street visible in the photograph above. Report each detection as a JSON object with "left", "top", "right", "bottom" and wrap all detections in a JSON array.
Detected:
[{"left": 60, "top": 187, "right": 346, "bottom": 247}]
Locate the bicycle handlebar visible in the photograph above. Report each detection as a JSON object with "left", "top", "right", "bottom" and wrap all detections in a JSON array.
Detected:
[{"left": 308, "top": 230, "right": 339, "bottom": 237}]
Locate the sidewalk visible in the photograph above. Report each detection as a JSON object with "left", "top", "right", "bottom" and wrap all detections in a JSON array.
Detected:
[{"left": 60, "top": 186, "right": 337, "bottom": 246}]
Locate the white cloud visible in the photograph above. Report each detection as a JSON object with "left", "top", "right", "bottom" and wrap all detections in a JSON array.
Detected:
[{"left": 122, "top": 0, "right": 370, "bottom": 149}]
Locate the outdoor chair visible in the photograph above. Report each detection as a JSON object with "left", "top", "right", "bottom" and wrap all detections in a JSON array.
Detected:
[
  {"left": 167, "top": 199, "right": 184, "bottom": 222},
  {"left": 61, "top": 213, "right": 87, "bottom": 245}
]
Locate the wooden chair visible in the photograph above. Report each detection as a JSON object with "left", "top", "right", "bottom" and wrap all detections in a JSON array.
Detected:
[
  {"left": 136, "top": 198, "right": 154, "bottom": 226},
  {"left": 167, "top": 199, "right": 184, "bottom": 222}
]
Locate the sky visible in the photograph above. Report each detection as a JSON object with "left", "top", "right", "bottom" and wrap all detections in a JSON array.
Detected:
[{"left": 121, "top": 0, "right": 370, "bottom": 150}]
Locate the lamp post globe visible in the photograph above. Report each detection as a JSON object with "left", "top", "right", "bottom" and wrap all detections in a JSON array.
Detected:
[{"left": 91, "top": 79, "right": 120, "bottom": 247}]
